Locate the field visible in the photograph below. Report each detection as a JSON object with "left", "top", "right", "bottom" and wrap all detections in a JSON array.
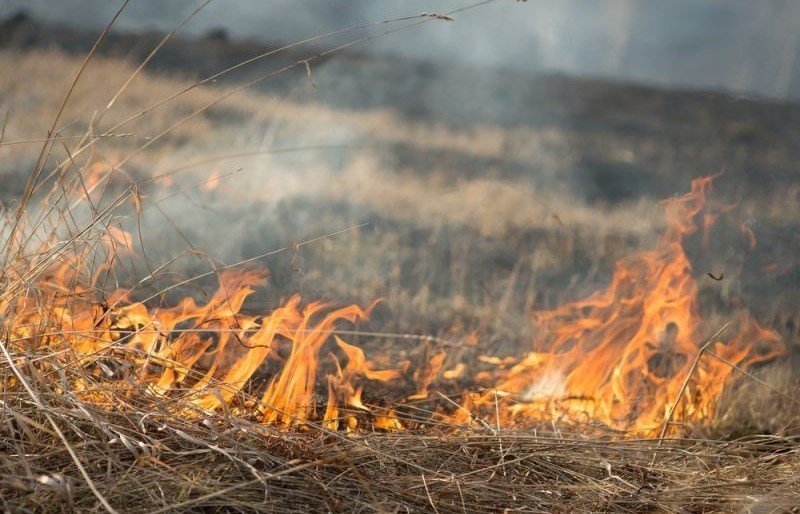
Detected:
[{"left": 1, "top": 14, "right": 800, "bottom": 513}]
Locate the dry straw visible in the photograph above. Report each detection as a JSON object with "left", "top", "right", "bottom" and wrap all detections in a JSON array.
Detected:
[{"left": 1, "top": 1, "right": 798, "bottom": 512}]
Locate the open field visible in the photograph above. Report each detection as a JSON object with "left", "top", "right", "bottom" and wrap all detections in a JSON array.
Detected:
[
  {"left": 1, "top": 15, "right": 800, "bottom": 513},
  {"left": 1, "top": 44, "right": 798, "bottom": 343}
]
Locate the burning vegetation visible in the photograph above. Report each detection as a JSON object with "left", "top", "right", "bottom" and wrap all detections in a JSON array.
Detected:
[
  {"left": 1, "top": 6, "right": 800, "bottom": 513},
  {"left": 3, "top": 149, "right": 798, "bottom": 512},
  {"left": 1, "top": 172, "right": 786, "bottom": 438},
  {"left": 489, "top": 176, "right": 785, "bottom": 433}
]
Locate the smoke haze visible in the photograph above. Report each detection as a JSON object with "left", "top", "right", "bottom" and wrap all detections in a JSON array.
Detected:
[{"left": 2, "top": 0, "right": 800, "bottom": 101}]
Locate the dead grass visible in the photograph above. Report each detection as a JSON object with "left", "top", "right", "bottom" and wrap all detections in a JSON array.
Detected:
[
  {"left": 0, "top": 46, "right": 677, "bottom": 340},
  {"left": 1, "top": 344, "right": 799, "bottom": 513},
  {"left": 0, "top": 16, "right": 799, "bottom": 513}
]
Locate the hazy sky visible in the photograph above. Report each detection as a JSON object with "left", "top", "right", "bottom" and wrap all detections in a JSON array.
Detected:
[{"left": 2, "top": 0, "right": 799, "bottom": 100}]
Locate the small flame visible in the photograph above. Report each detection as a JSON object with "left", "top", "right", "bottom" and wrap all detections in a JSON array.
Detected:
[
  {"left": 3, "top": 261, "right": 404, "bottom": 429},
  {"left": 84, "top": 161, "right": 112, "bottom": 190},
  {"left": 201, "top": 170, "right": 221, "bottom": 192},
  {"left": 106, "top": 227, "right": 133, "bottom": 254}
]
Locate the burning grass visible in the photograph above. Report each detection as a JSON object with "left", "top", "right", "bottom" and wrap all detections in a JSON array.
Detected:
[
  {"left": 1, "top": 172, "right": 788, "bottom": 439},
  {"left": 1, "top": 6, "right": 800, "bottom": 512},
  {"left": 2, "top": 296, "right": 799, "bottom": 512},
  {"left": 2, "top": 155, "right": 798, "bottom": 513}
]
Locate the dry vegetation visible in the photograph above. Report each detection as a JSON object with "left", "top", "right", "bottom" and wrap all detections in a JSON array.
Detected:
[
  {"left": 2, "top": 378, "right": 799, "bottom": 512},
  {"left": 1, "top": 17, "right": 800, "bottom": 513}
]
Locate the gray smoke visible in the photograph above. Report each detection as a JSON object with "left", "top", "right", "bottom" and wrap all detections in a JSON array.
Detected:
[{"left": 1, "top": 0, "right": 799, "bottom": 101}]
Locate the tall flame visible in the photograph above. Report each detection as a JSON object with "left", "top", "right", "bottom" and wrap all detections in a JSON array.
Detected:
[{"left": 484, "top": 177, "right": 785, "bottom": 432}]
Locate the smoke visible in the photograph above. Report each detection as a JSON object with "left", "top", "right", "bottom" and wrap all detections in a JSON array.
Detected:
[
  {"left": 1, "top": 0, "right": 799, "bottom": 100},
  {"left": 1, "top": 0, "right": 798, "bottom": 341}
]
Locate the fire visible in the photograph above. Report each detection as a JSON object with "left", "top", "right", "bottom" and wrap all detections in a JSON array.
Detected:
[
  {"left": 0, "top": 175, "right": 785, "bottom": 435},
  {"left": 475, "top": 177, "right": 785, "bottom": 433},
  {"left": 200, "top": 170, "right": 222, "bottom": 192},
  {"left": 2, "top": 254, "right": 403, "bottom": 429},
  {"left": 84, "top": 161, "right": 113, "bottom": 190}
]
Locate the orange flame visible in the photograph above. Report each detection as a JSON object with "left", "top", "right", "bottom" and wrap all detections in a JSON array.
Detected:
[
  {"left": 3, "top": 260, "right": 404, "bottom": 429},
  {"left": 1, "top": 176, "right": 785, "bottom": 435},
  {"left": 476, "top": 177, "right": 784, "bottom": 433},
  {"left": 201, "top": 170, "right": 221, "bottom": 192}
]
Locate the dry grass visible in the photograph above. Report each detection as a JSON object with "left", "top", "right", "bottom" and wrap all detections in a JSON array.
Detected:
[
  {"left": 0, "top": 47, "right": 674, "bottom": 337},
  {"left": 1, "top": 15, "right": 800, "bottom": 513},
  {"left": 2, "top": 354, "right": 799, "bottom": 513}
]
